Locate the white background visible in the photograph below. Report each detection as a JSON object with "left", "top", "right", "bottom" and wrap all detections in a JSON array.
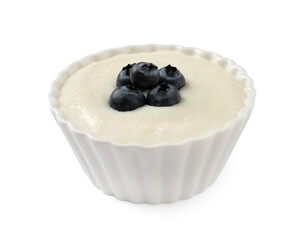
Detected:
[{"left": 0, "top": 0, "right": 305, "bottom": 239}]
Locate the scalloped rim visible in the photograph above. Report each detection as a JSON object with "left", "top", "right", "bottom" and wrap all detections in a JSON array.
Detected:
[{"left": 49, "top": 44, "right": 256, "bottom": 148}]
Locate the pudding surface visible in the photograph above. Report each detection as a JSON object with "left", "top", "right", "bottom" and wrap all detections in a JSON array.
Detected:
[{"left": 58, "top": 50, "right": 246, "bottom": 144}]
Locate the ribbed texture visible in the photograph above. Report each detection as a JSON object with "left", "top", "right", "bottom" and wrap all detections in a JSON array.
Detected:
[
  {"left": 53, "top": 108, "right": 251, "bottom": 204},
  {"left": 49, "top": 44, "right": 256, "bottom": 204}
]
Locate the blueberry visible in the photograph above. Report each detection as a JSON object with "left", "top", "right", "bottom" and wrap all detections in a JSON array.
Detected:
[
  {"left": 109, "top": 85, "right": 146, "bottom": 111},
  {"left": 147, "top": 83, "right": 181, "bottom": 107},
  {"left": 130, "top": 62, "right": 160, "bottom": 90},
  {"left": 116, "top": 63, "right": 135, "bottom": 87},
  {"left": 159, "top": 64, "right": 185, "bottom": 89}
]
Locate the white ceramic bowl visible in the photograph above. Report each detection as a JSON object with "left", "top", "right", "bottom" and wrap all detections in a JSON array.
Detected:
[{"left": 49, "top": 44, "right": 256, "bottom": 204}]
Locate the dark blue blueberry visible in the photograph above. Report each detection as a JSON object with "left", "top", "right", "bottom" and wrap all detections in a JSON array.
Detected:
[
  {"left": 159, "top": 64, "right": 185, "bottom": 89},
  {"left": 147, "top": 83, "right": 181, "bottom": 107},
  {"left": 130, "top": 62, "right": 160, "bottom": 90},
  {"left": 116, "top": 63, "right": 135, "bottom": 87},
  {"left": 109, "top": 85, "right": 146, "bottom": 111}
]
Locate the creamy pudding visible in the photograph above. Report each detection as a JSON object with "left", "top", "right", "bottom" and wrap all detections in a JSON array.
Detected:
[{"left": 58, "top": 50, "right": 246, "bottom": 145}]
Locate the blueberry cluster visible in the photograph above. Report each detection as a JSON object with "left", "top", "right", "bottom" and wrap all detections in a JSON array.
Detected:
[{"left": 109, "top": 62, "right": 186, "bottom": 111}]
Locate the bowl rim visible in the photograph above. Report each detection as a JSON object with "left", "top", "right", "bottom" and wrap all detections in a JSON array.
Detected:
[{"left": 49, "top": 44, "right": 256, "bottom": 149}]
